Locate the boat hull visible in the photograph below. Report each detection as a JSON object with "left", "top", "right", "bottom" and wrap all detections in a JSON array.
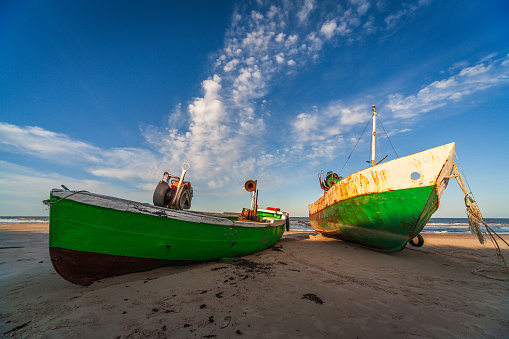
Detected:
[
  {"left": 309, "top": 186, "right": 438, "bottom": 252},
  {"left": 49, "top": 247, "right": 190, "bottom": 286},
  {"left": 308, "top": 143, "right": 455, "bottom": 252},
  {"left": 48, "top": 190, "right": 285, "bottom": 285}
]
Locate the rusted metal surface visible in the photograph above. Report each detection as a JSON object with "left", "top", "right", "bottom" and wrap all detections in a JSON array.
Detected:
[
  {"left": 238, "top": 208, "right": 260, "bottom": 222},
  {"left": 309, "top": 143, "right": 455, "bottom": 215}
]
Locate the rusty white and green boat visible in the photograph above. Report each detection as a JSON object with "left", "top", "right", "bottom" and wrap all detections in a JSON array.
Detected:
[
  {"left": 45, "top": 167, "right": 287, "bottom": 286},
  {"left": 308, "top": 106, "right": 455, "bottom": 252}
]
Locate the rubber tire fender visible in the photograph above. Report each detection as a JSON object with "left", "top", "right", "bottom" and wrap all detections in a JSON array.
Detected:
[
  {"left": 153, "top": 182, "right": 170, "bottom": 207},
  {"left": 409, "top": 234, "right": 424, "bottom": 247}
]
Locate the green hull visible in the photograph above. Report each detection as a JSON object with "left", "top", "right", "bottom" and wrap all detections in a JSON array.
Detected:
[
  {"left": 48, "top": 190, "right": 285, "bottom": 285},
  {"left": 309, "top": 186, "right": 438, "bottom": 252}
]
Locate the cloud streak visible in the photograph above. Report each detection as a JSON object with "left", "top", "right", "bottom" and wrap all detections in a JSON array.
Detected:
[
  {"left": 386, "top": 54, "right": 509, "bottom": 118},
  {"left": 0, "top": 123, "right": 101, "bottom": 163},
  {"left": 287, "top": 53, "right": 509, "bottom": 161}
]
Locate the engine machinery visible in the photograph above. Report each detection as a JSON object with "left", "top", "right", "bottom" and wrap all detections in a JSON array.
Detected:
[{"left": 153, "top": 164, "right": 193, "bottom": 210}]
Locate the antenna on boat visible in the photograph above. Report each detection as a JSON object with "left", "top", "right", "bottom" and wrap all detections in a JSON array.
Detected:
[{"left": 370, "top": 105, "right": 377, "bottom": 167}]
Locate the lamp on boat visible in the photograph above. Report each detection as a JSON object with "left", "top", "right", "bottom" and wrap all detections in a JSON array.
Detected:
[{"left": 244, "top": 180, "right": 257, "bottom": 192}]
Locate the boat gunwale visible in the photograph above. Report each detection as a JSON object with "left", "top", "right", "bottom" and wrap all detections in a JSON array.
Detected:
[
  {"left": 50, "top": 189, "right": 285, "bottom": 229},
  {"left": 308, "top": 142, "right": 455, "bottom": 215}
]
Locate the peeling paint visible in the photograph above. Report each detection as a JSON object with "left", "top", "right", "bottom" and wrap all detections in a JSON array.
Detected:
[
  {"left": 309, "top": 143, "right": 455, "bottom": 215},
  {"left": 308, "top": 143, "right": 455, "bottom": 252}
]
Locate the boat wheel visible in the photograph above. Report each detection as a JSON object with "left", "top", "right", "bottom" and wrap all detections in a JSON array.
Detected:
[{"left": 409, "top": 234, "right": 424, "bottom": 247}]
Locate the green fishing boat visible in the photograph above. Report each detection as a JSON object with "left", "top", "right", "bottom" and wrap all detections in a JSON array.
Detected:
[
  {"left": 308, "top": 106, "right": 456, "bottom": 252},
  {"left": 45, "top": 166, "right": 287, "bottom": 286}
]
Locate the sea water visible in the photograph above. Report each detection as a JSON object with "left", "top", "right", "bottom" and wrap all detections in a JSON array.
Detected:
[
  {"left": 1, "top": 216, "right": 508, "bottom": 235},
  {"left": 288, "top": 217, "right": 509, "bottom": 234},
  {"left": 0, "top": 216, "right": 49, "bottom": 224}
]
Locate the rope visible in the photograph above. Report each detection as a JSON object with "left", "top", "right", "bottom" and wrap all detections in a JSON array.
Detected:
[
  {"left": 455, "top": 154, "right": 476, "bottom": 201},
  {"left": 471, "top": 268, "right": 509, "bottom": 281},
  {"left": 449, "top": 163, "right": 508, "bottom": 272},
  {"left": 43, "top": 190, "right": 89, "bottom": 207}
]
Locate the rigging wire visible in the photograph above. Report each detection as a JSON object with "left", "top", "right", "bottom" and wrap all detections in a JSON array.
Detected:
[
  {"left": 377, "top": 130, "right": 382, "bottom": 162},
  {"left": 338, "top": 117, "right": 372, "bottom": 177},
  {"left": 378, "top": 117, "right": 399, "bottom": 158},
  {"left": 339, "top": 109, "right": 399, "bottom": 176}
]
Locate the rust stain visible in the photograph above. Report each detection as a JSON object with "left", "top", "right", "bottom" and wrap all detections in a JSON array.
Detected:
[{"left": 309, "top": 143, "right": 456, "bottom": 216}]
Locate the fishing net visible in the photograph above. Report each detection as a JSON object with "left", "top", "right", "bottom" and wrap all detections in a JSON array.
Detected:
[{"left": 450, "top": 162, "right": 508, "bottom": 273}]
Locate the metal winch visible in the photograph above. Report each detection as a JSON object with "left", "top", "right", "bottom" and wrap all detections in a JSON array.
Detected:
[
  {"left": 238, "top": 180, "right": 260, "bottom": 222},
  {"left": 318, "top": 170, "right": 342, "bottom": 191},
  {"left": 153, "top": 163, "right": 193, "bottom": 210}
]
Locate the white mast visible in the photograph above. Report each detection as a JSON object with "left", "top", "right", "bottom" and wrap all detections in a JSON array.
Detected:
[{"left": 371, "top": 105, "right": 377, "bottom": 167}]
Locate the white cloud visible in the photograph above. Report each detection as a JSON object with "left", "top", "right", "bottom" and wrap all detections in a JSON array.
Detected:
[
  {"left": 0, "top": 122, "right": 164, "bottom": 184},
  {"left": 0, "top": 122, "right": 100, "bottom": 163},
  {"left": 319, "top": 8, "right": 362, "bottom": 39},
  {"left": 297, "top": 0, "right": 315, "bottom": 23},
  {"left": 285, "top": 34, "right": 298, "bottom": 47},
  {"left": 0, "top": 161, "right": 153, "bottom": 215},
  {"left": 251, "top": 10, "right": 263, "bottom": 21},
  {"left": 447, "top": 60, "right": 469, "bottom": 73},
  {"left": 223, "top": 58, "right": 240, "bottom": 72},
  {"left": 458, "top": 63, "right": 491, "bottom": 77},
  {"left": 384, "top": 0, "right": 431, "bottom": 30},
  {"left": 387, "top": 55, "right": 509, "bottom": 118},
  {"left": 320, "top": 20, "right": 338, "bottom": 39},
  {"left": 306, "top": 32, "right": 323, "bottom": 51},
  {"left": 275, "top": 32, "right": 286, "bottom": 42},
  {"left": 293, "top": 113, "right": 319, "bottom": 142},
  {"left": 350, "top": 0, "right": 371, "bottom": 16},
  {"left": 291, "top": 102, "right": 371, "bottom": 160},
  {"left": 275, "top": 53, "right": 285, "bottom": 64}
]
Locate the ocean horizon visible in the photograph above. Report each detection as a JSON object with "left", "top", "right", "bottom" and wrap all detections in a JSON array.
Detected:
[
  {"left": 1, "top": 216, "right": 508, "bottom": 235},
  {"left": 289, "top": 217, "right": 509, "bottom": 234}
]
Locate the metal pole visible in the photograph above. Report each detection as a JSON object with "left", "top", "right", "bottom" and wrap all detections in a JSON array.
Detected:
[
  {"left": 171, "top": 163, "right": 190, "bottom": 208},
  {"left": 371, "top": 105, "right": 377, "bottom": 167}
]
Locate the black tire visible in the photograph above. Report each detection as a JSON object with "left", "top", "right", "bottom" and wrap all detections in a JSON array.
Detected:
[
  {"left": 153, "top": 182, "right": 170, "bottom": 207},
  {"left": 409, "top": 234, "right": 424, "bottom": 247},
  {"left": 177, "top": 185, "right": 192, "bottom": 210}
]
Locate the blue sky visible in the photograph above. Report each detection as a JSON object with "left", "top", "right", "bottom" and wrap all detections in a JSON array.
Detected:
[{"left": 1, "top": 0, "right": 508, "bottom": 217}]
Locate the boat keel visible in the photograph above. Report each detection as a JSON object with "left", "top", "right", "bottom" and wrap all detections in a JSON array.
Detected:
[{"left": 50, "top": 247, "right": 195, "bottom": 286}]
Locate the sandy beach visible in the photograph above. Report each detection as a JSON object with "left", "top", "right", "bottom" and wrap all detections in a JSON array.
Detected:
[{"left": 1, "top": 223, "right": 508, "bottom": 338}]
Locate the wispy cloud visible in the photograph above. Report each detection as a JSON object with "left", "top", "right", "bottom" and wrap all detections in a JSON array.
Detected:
[
  {"left": 286, "top": 53, "right": 509, "bottom": 162},
  {"left": 0, "top": 122, "right": 162, "bottom": 184},
  {"left": 290, "top": 102, "right": 371, "bottom": 161},
  {"left": 0, "top": 123, "right": 101, "bottom": 163},
  {"left": 0, "top": 160, "right": 152, "bottom": 215},
  {"left": 297, "top": 0, "right": 316, "bottom": 23},
  {"left": 386, "top": 53, "right": 509, "bottom": 118},
  {"left": 384, "top": 0, "right": 431, "bottom": 30}
]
